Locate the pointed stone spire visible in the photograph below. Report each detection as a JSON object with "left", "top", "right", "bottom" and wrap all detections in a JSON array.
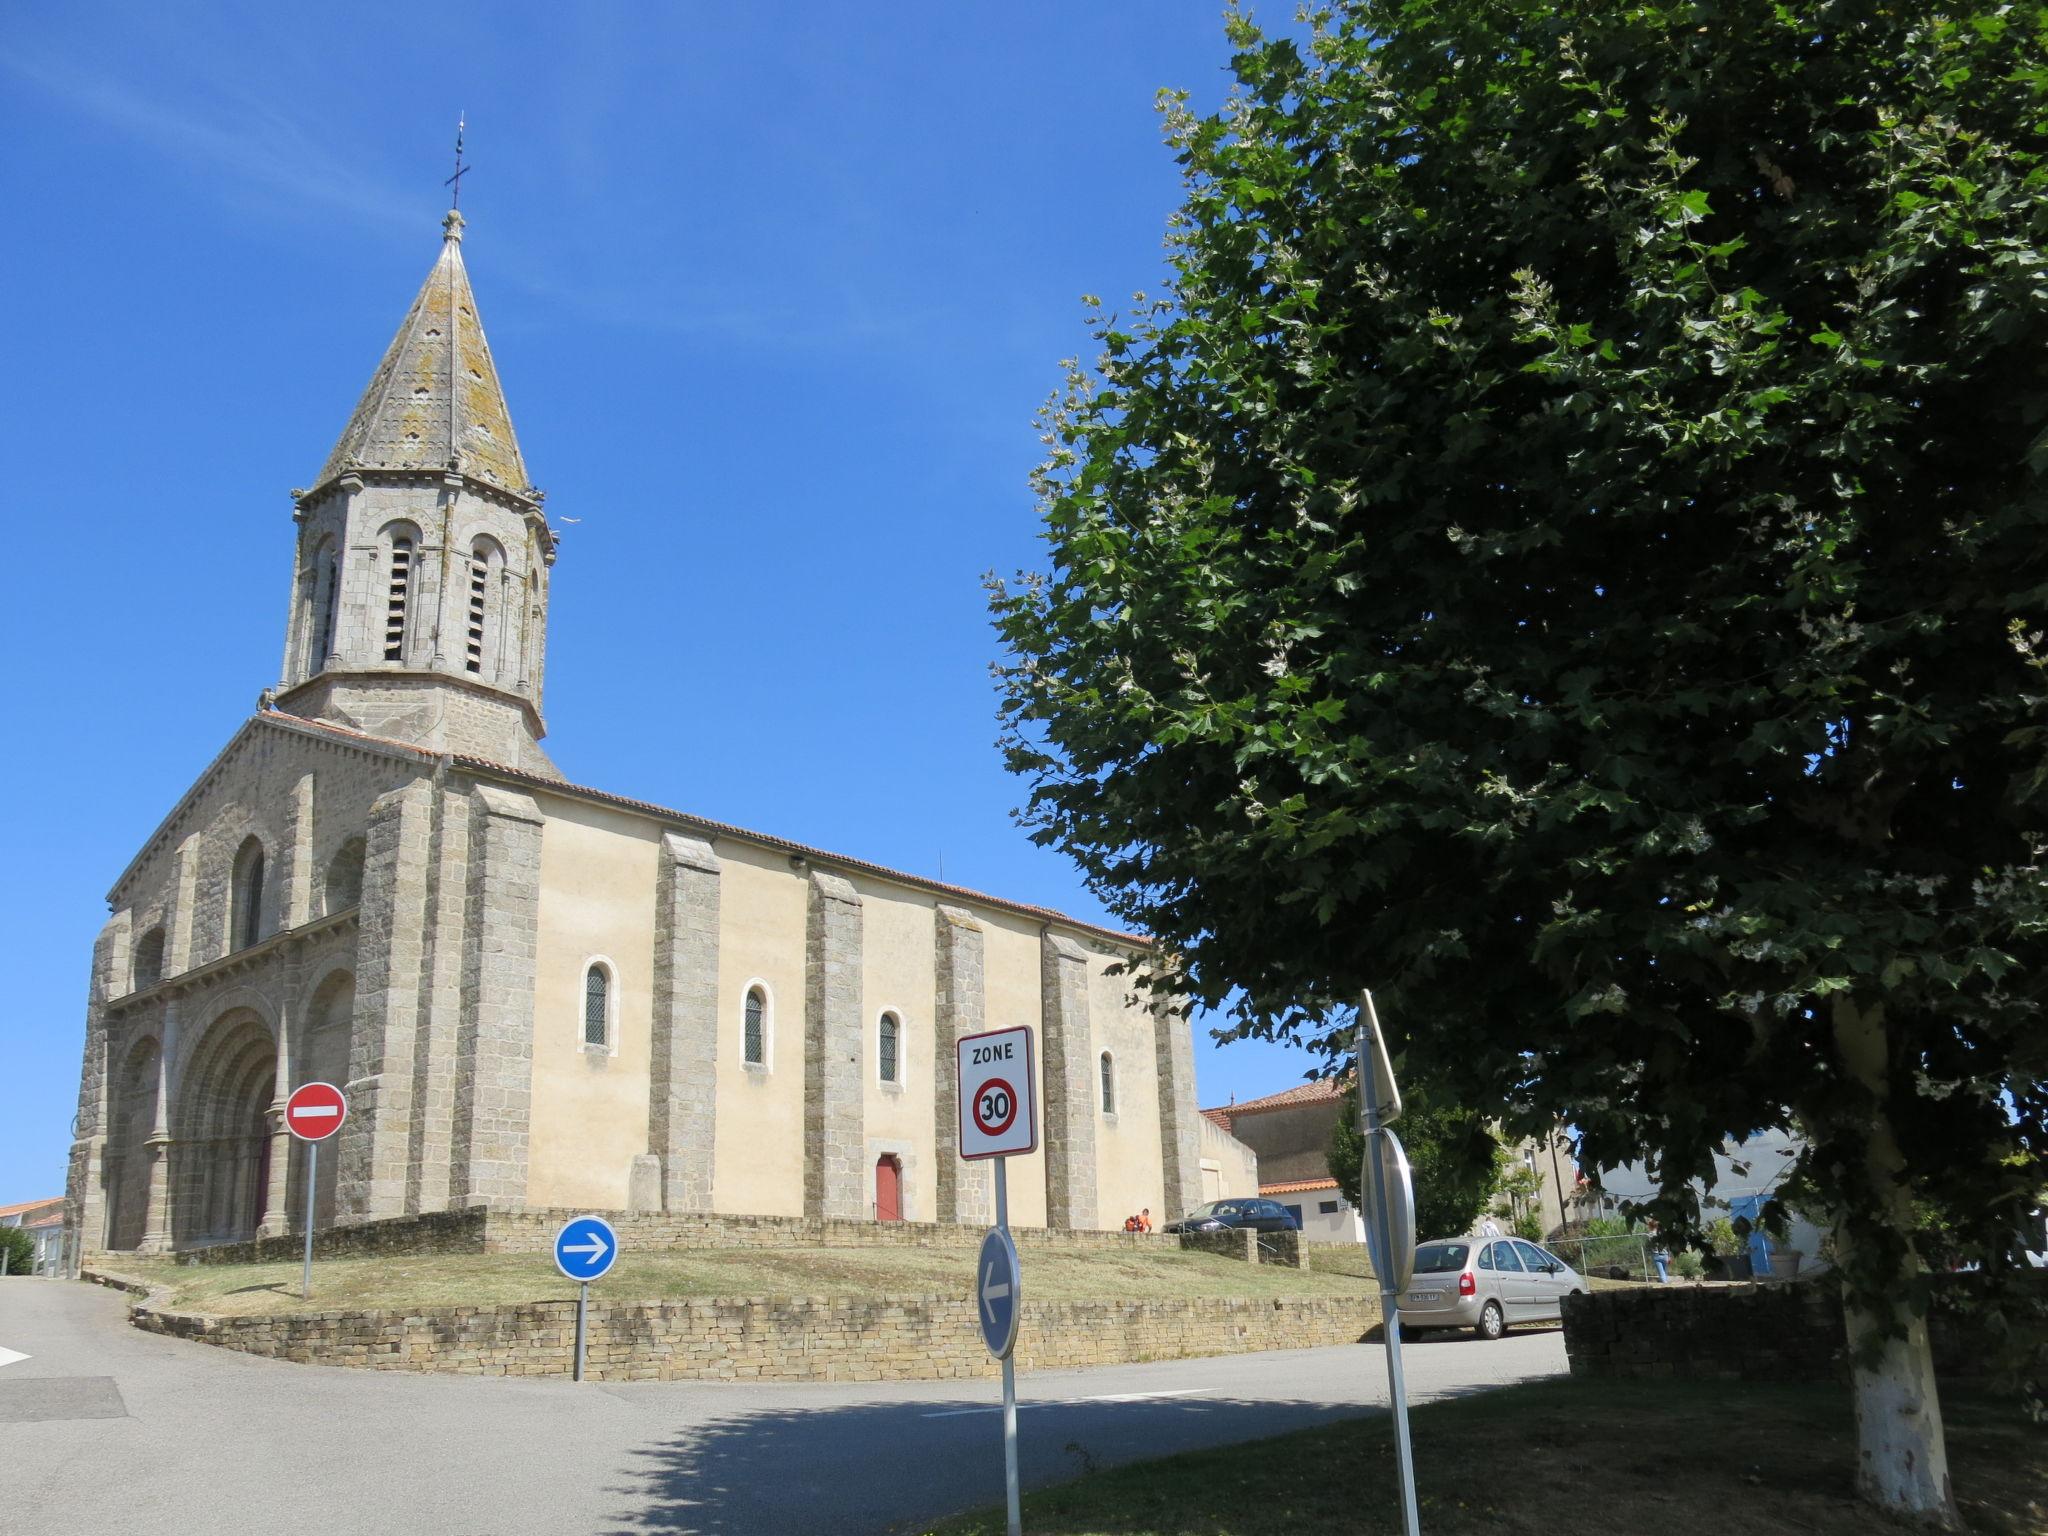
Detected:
[{"left": 314, "top": 209, "right": 532, "bottom": 500}]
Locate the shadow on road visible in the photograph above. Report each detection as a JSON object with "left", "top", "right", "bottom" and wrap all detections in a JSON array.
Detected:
[{"left": 599, "top": 1379, "right": 1512, "bottom": 1535}]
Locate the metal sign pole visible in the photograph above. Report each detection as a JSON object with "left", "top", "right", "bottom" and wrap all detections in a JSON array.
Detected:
[
  {"left": 994, "top": 1155, "right": 1022, "bottom": 1536},
  {"left": 301, "top": 1141, "right": 318, "bottom": 1301},
  {"left": 1361, "top": 1017, "right": 1422, "bottom": 1536},
  {"left": 575, "top": 1281, "right": 590, "bottom": 1382}
]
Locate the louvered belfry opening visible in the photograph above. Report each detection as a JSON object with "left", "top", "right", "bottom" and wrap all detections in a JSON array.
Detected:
[{"left": 384, "top": 536, "right": 413, "bottom": 660}]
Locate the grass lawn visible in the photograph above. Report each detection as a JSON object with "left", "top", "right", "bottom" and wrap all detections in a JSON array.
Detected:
[
  {"left": 916, "top": 1377, "right": 2043, "bottom": 1535},
  {"left": 105, "top": 1244, "right": 1377, "bottom": 1317}
]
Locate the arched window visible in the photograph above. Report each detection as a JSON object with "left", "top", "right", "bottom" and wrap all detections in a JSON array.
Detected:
[
  {"left": 230, "top": 837, "right": 266, "bottom": 951},
  {"left": 465, "top": 538, "right": 505, "bottom": 677},
  {"left": 877, "top": 1012, "right": 901, "bottom": 1084},
  {"left": 743, "top": 985, "right": 768, "bottom": 1067},
  {"left": 583, "top": 963, "right": 611, "bottom": 1049},
  {"left": 382, "top": 530, "right": 415, "bottom": 661},
  {"left": 304, "top": 538, "right": 340, "bottom": 671},
  {"left": 132, "top": 927, "right": 165, "bottom": 991},
  {"left": 323, "top": 838, "right": 366, "bottom": 915},
  {"left": 1099, "top": 1051, "right": 1116, "bottom": 1115}
]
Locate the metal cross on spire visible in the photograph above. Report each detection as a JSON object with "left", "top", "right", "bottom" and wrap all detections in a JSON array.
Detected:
[{"left": 445, "top": 113, "right": 471, "bottom": 208}]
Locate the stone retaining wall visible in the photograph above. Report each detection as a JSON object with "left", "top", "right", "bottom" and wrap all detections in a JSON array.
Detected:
[
  {"left": 118, "top": 1287, "right": 1379, "bottom": 1382},
  {"left": 1562, "top": 1272, "right": 2048, "bottom": 1394},
  {"left": 168, "top": 1207, "right": 1259, "bottom": 1267}
]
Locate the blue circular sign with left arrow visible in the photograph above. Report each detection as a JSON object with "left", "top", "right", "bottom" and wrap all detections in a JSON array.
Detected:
[
  {"left": 554, "top": 1215, "right": 619, "bottom": 1283},
  {"left": 976, "top": 1227, "right": 1021, "bottom": 1360}
]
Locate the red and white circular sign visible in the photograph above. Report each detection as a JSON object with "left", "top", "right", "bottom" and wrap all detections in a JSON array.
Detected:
[
  {"left": 972, "top": 1078, "right": 1019, "bottom": 1137},
  {"left": 284, "top": 1081, "right": 348, "bottom": 1142}
]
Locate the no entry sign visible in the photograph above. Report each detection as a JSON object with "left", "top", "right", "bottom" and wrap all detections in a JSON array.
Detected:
[
  {"left": 284, "top": 1081, "right": 348, "bottom": 1142},
  {"left": 956, "top": 1026, "right": 1038, "bottom": 1160}
]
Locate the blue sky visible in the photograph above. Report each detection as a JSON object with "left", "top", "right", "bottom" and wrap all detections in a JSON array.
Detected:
[{"left": 0, "top": 3, "right": 1332, "bottom": 1201}]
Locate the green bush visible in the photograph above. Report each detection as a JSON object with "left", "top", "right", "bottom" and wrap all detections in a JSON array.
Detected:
[
  {"left": 0, "top": 1225, "right": 35, "bottom": 1276},
  {"left": 1673, "top": 1250, "right": 1707, "bottom": 1281}
]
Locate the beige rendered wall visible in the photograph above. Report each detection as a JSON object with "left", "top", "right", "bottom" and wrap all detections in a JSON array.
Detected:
[
  {"left": 977, "top": 912, "right": 1048, "bottom": 1228},
  {"left": 854, "top": 877, "right": 938, "bottom": 1221},
  {"left": 525, "top": 797, "right": 658, "bottom": 1211},
  {"left": 1090, "top": 952, "right": 1165, "bottom": 1229},
  {"left": 1199, "top": 1116, "right": 1260, "bottom": 1204},
  {"left": 710, "top": 842, "right": 807, "bottom": 1217}
]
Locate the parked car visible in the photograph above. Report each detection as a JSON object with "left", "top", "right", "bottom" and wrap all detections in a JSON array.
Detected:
[
  {"left": 1396, "top": 1236, "right": 1588, "bottom": 1340},
  {"left": 1163, "top": 1198, "right": 1301, "bottom": 1235}
]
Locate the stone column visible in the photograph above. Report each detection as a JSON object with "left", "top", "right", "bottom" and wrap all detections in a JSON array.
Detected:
[
  {"left": 257, "top": 985, "right": 294, "bottom": 1239},
  {"left": 803, "top": 871, "right": 865, "bottom": 1220},
  {"left": 336, "top": 779, "right": 435, "bottom": 1222},
  {"left": 1040, "top": 932, "right": 1098, "bottom": 1231},
  {"left": 1152, "top": 993, "right": 1204, "bottom": 1223},
  {"left": 450, "top": 784, "right": 543, "bottom": 1208},
  {"left": 65, "top": 912, "right": 129, "bottom": 1260},
  {"left": 933, "top": 905, "right": 990, "bottom": 1225},
  {"left": 139, "top": 998, "right": 179, "bottom": 1253},
  {"left": 650, "top": 833, "right": 720, "bottom": 1212}
]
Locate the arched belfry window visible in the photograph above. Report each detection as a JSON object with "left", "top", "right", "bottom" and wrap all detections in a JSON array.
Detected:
[
  {"left": 132, "top": 927, "right": 165, "bottom": 991},
  {"left": 382, "top": 528, "right": 416, "bottom": 661},
  {"left": 1099, "top": 1051, "right": 1116, "bottom": 1115},
  {"left": 877, "top": 1012, "right": 901, "bottom": 1085},
  {"left": 304, "top": 537, "right": 340, "bottom": 672},
  {"left": 230, "top": 837, "right": 266, "bottom": 952},
  {"left": 465, "top": 538, "right": 505, "bottom": 678},
  {"left": 583, "top": 962, "right": 612, "bottom": 1050}
]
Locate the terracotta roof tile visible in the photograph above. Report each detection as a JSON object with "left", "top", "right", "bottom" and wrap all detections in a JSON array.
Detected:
[
  {"left": 1261, "top": 1178, "right": 1340, "bottom": 1196},
  {"left": 1198, "top": 1075, "right": 1348, "bottom": 1124},
  {"left": 0, "top": 1197, "right": 62, "bottom": 1221}
]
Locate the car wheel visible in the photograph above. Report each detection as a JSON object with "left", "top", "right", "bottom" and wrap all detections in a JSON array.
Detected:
[{"left": 1475, "top": 1300, "right": 1505, "bottom": 1340}]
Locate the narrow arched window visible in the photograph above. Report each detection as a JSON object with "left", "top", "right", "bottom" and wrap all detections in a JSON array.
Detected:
[
  {"left": 308, "top": 541, "right": 340, "bottom": 669},
  {"left": 231, "top": 838, "right": 266, "bottom": 951},
  {"left": 324, "top": 837, "right": 366, "bottom": 915},
  {"left": 383, "top": 534, "right": 414, "bottom": 661},
  {"left": 743, "top": 986, "right": 767, "bottom": 1066},
  {"left": 1099, "top": 1051, "right": 1116, "bottom": 1115},
  {"left": 132, "top": 927, "right": 165, "bottom": 991},
  {"left": 465, "top": 539, "right": 501, "bottom": 675},
  {"left": 583, "top": 964, "right": 610, "bottom": 1048},
  {"left": 878, "top": 1012, "right": 901, "bottom": 1084}
]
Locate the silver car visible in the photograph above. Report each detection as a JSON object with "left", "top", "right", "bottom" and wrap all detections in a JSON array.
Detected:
[{"left": 1395, "top": 1236, "right": 1588, "bottom": 1339}]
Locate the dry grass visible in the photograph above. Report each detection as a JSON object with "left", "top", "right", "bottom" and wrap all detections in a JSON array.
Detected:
[
  {"left": 109, "top": 1244, "right": 1378, "bottom": 1317},
  {"left": 919, "top": 1377, "right": 2045, "bottom": 1535}
]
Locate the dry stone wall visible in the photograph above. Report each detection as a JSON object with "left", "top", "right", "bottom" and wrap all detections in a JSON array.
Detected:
[{"left": 122, "top": 1289, "right": 1379, "bottom": 1382}]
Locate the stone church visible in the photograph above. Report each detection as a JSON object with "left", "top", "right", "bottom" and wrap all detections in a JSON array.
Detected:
[{"left": 63, "top": 210, "right": 1205, "bottom": 1258}]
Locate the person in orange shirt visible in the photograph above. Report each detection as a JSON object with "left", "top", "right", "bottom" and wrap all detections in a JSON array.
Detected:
[{"left": 1138, "top": 1208, "right": 1154, "bottom": 1233}]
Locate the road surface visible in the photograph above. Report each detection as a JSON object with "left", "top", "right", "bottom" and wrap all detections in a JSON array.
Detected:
[{"left": 1, "top": 1277, "right": 1565, "bottom": 1533}]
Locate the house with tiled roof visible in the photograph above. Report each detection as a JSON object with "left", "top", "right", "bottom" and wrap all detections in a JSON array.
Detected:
[
  {"left": 1, "top": 1197, "right": 65, "bottom": 1275},
  {"left": 62, "top": 209, "right": 1208, "bottom": 1261},
  {"left": 1199, "top": 1077, "right": 1363, "bottom": 1243}
]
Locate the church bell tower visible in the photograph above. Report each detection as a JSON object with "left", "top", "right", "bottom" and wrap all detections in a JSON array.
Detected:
[{"left": 274, "top": 209, "right": 561, "bottom": 779}]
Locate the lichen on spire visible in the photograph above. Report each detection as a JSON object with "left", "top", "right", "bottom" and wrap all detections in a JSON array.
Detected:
[{"left": 313, "top": 213, "right": 529, "bottom": 499}]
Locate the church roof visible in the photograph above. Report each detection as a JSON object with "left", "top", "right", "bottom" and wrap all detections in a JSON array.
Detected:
[{"left": 314, "top": 210, "right": 532, "bottom": 500}]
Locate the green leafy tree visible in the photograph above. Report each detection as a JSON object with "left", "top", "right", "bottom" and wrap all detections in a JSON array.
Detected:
[
  {"left": 990, "top": 3, "right": 2048, "bottom": 1521},
  {"left": 1327, "top": 1080, "right": 1508, "bottom": 1242},
  {"left": 0, "top": 1225, "right": 34, "bottom": 1277}
]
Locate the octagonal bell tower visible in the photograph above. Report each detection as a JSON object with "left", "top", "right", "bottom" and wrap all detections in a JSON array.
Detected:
[{"left": 275, "top": 209, "right": 561, "bottom": 779}]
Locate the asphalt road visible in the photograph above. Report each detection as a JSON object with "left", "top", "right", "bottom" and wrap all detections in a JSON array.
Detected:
[{"left": 1, "top": 1278, "right": 1565, "bottom": 1534}]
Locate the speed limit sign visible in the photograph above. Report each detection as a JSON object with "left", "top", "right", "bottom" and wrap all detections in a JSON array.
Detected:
[{"left": 956, "top": 1025, "right": 1038, "bottom": 1160}]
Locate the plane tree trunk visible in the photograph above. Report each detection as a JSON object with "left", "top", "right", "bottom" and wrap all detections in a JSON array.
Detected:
[{"left": 1828, "top": 999, "right": 1960, "bottom": 1528}]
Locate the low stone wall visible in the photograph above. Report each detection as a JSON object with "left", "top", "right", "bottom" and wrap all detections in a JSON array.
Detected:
[
  {"left": 1175, "top": 1227, "right": 1309, "bottom": 1270},
  {"left": 123, "top": 1289, "right": 1380, "bottom": 1382},
  {"left": 160, "top": 1208, "right": 1197, "bottom": 1268},
  {"left": 1562, "top": 1272, "right": 2048, "bottom": 1393}
]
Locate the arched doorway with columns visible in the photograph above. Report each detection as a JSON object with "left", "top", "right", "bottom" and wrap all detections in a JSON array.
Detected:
[
  {"left": 103, "top": 1034, "right": 161, "bottom": 1251},
  {"left": 172, "top": 1010, "right": 277, "bottom": 1247}
]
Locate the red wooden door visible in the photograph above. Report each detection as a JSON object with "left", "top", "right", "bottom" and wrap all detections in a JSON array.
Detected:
[{"left": 875, "top": 1155, "right": 902, "bottom": 1221}]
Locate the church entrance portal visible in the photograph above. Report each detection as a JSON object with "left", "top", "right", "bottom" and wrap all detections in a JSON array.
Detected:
[{"left": 173, "top": 1012, "right": 277, "bottom": 1247}]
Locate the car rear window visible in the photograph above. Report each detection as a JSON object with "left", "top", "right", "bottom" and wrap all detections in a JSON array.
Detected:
[{"left": 1412, "top": 1242, "right": 1469, "bottom": 1273}]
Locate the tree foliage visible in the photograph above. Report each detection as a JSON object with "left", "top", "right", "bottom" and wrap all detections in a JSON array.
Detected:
[
  {"left": 992, "top": 0, "right": 2048, "bottom": 1346},
  {"left": 0, "top": 1225, "right": 35, "bottom": 1277},
  {"left": 1327, "top": 1080, "right": 1509, "bottom": 1240}
]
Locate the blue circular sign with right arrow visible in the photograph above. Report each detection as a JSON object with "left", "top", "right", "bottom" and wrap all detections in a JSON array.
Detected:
[
  {"left": 976, "top": 1226, "right": 1021, "bottom": 1360},
  {"left": 554, "top": 1214, "right": 619, "bottom": 1283}
]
